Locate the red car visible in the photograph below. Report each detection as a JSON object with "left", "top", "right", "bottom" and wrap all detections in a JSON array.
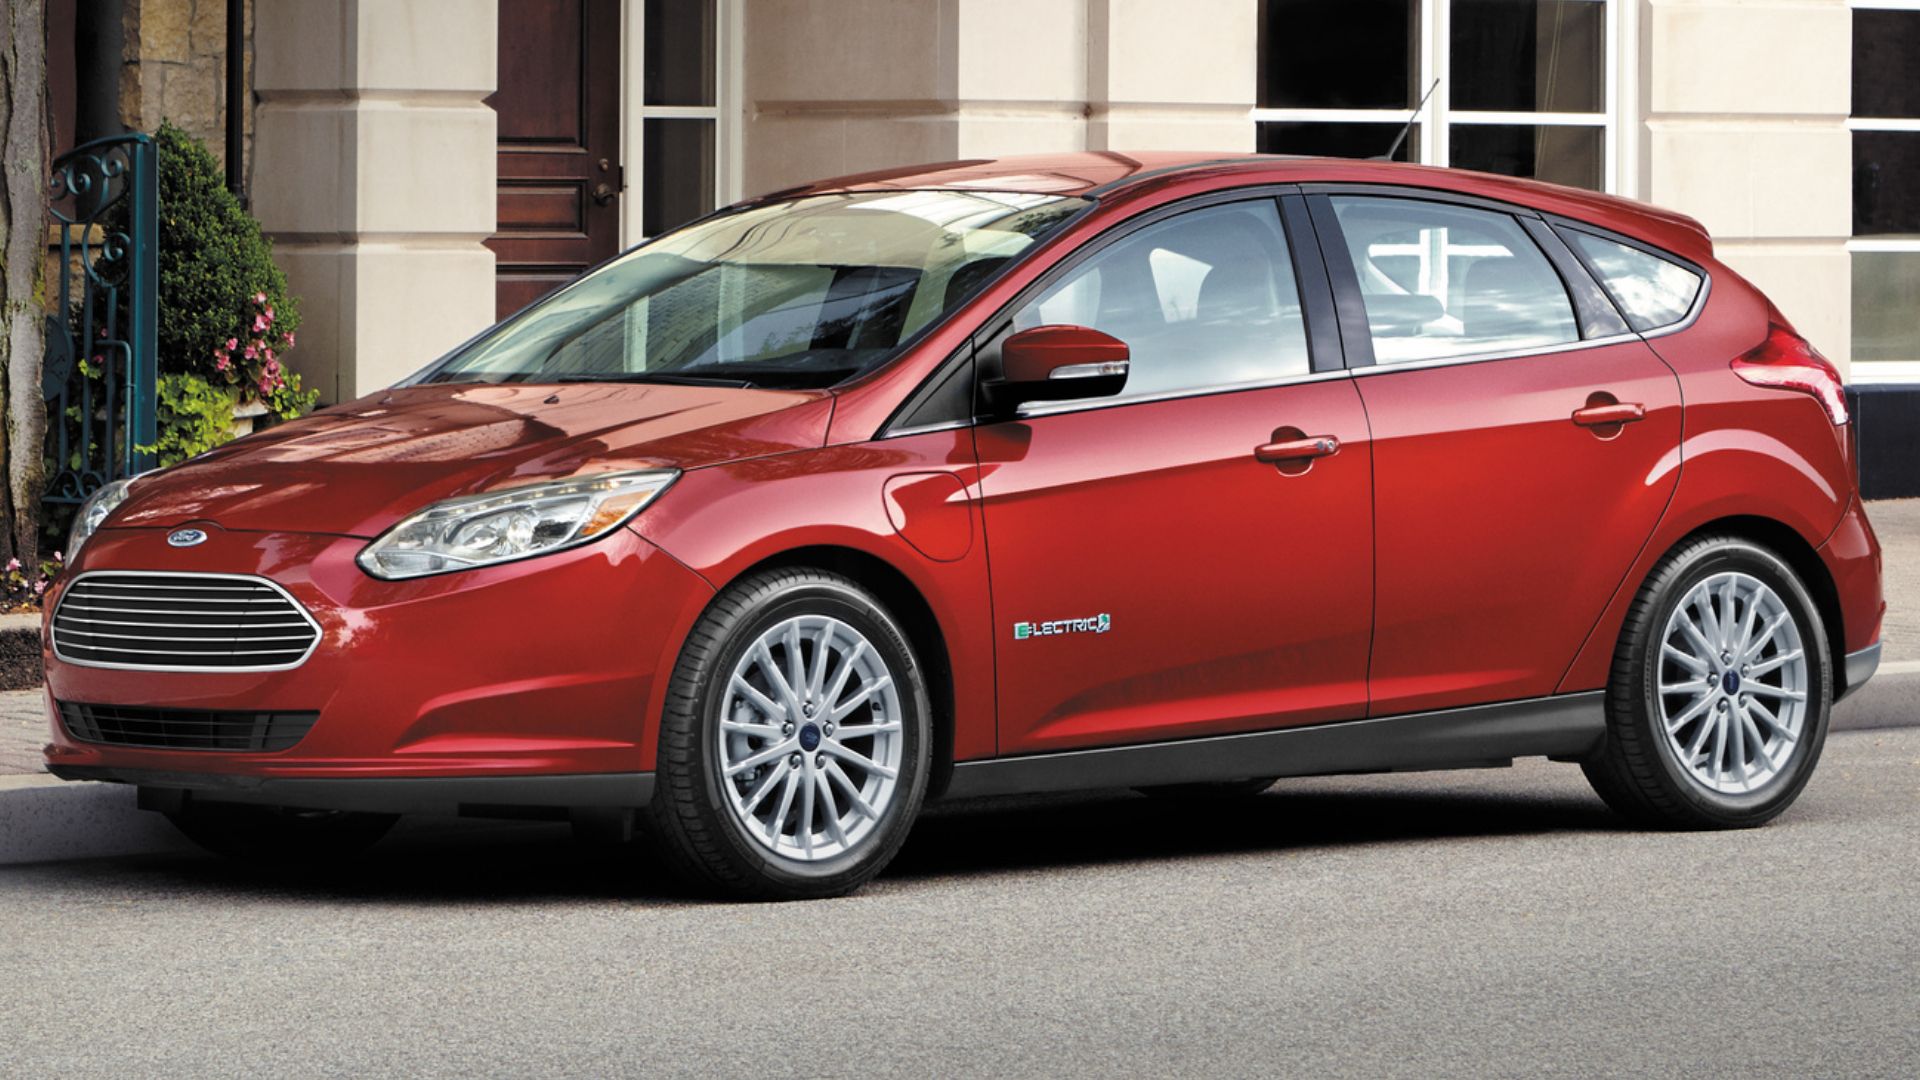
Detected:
[{"left": 43, "top": 153, "right": 1885, "bottom": 899}]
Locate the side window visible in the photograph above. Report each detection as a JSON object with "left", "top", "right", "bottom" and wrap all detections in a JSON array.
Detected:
[
  {"left": 1010, "top": 201, "right": 1310, "bottom": 398},
  {"left": 1329, "top": 196, "right": 1579, "bottom": 364},
  {"left": 1560, "top": 230, "right": 1704, "bottom": 331}
]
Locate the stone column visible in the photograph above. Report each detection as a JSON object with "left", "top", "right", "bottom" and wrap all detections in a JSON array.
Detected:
[
  {"left": 251, "top": 0, "right": 497, "bottom": 403},
  {"left": 1642, "top": 0, "right": 1852, "bottom": 367},
  {"left": 740, "top": 0, "right": 1258, "bottom": 199}
]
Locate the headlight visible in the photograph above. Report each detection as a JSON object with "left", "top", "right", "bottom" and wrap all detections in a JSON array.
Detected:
[
  {"left": 65, "top": 478, "right": 134, "bottom": 564},
  {"left": 357, "top": 470, "right": 678, "bottom": 580}
]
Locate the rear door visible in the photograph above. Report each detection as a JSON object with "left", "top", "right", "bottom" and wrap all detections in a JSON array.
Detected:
[
  {"left": 1309, "top": 189, "right": 1682, "bottom": 716},
  {"left": 974, "top": 195, "right": 1375, "bottom": 755}
]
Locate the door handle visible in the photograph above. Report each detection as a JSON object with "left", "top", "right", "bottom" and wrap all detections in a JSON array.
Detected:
[
  {"left": 1254, "top": 435, "right": 1340, "bottom": 463},
  {"left": 1571, "top": 402, "right": 1646, "bottom": 427},
  {"left": 592, "top": 182, "right": 618, "bottom": 205}
]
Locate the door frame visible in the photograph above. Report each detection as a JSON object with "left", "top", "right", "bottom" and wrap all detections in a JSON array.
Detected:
[{"left": 618, "top": 0, "right": 745, "bottom": 248}]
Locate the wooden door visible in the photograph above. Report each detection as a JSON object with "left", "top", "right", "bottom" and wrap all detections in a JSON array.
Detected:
[{"left": 486, "top": 0, "right": 624, "bottom": 320}]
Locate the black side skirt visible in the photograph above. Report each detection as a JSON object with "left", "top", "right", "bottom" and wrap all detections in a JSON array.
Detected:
[
  {"left": 941, "top": 692, "right": 1606, "bottom": 800},
  {"left": 44, "top": 767, "right": 655, "bottom": 816}
]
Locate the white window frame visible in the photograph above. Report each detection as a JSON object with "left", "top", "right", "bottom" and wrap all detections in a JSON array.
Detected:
[
  {"left": 1250, "top": 0, "right": 1623, "bottom": 194},
  {"left": 620, "top": 0, "right": 744, "bottom": 247},
  {"left": 1846, "top": 0, "right": 1920, "bottom": 381}
]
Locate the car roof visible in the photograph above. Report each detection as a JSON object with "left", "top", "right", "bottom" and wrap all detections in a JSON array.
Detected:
[{"left": 756, "top": 152, "right": 1714, "bottom": 263}]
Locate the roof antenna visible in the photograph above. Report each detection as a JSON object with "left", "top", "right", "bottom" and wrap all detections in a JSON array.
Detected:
[{"left": 1380, "top": 79, "right": 1441, "bottom": 162}]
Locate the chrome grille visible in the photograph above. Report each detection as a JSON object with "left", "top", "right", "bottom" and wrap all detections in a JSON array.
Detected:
[
  {"left": 58, "top": 701, "right": 319, "bottom": 751},
  {"left": 52, "top": 572, "right": 321, "bottom": 671}
]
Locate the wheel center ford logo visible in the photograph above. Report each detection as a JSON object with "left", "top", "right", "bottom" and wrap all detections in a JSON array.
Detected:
[{"left": 166, "top": 528, "right": 208, "bottom": 548}]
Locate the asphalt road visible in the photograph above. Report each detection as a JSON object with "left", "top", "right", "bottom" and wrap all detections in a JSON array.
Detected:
[{"left": 2, "top": 727, "right": 1914, "bottom": 1078}]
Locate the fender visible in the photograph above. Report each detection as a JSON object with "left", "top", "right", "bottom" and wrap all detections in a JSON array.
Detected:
[{"left": 630, "top": 431, "right": 998, "bottom": 763}]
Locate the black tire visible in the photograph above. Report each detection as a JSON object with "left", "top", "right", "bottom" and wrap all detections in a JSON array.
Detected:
[
  {"left": 1583, "top": 534, "right": 1832, "bottom": 829},
  {"left": 165, "top": 801, "right": 397, "bottom": 861},
  {"left": 1135, "top": 777, "right": 1278, "bottom": 800},
  {"left": 646, "top": 568, "right": 932, "bottom": 900}
]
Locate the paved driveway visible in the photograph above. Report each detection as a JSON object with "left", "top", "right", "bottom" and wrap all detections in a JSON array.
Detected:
[{"left": 2, "top": 727, "right": 1915, "bottom": 1078}]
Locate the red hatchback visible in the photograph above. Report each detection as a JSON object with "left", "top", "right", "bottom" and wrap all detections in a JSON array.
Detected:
[{"left": 44, "top": 154, "right": 1885, "bottom": 899}]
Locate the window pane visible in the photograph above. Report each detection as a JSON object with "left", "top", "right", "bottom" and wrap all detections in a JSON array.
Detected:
[
  {"left": 1259, "top": 0, "right": 1417, "bottom": 109},
  {"left": 1451, "top": 124, "right": 1604, "bottom": 191},
  {"left": 1855, "top": 131, "right": 1920, "bottom": 237},
  {"left": 1853, "top": 252, "right": 1920, "bottom": 363},
  {"left": 1012, "top": 202, "right": 1311, "bottom": 397},
  {"left": 643, "top": 118, "right": 716, "bottom": 237},
  {"left": 644, "top": 0, "right": 716, "bottom": 106},
  {"left": 1562, "top": 231, "right": 1701, "bottom": 330},
  {"left": 1329, "top": 196, "right": 1579, "bottom": 364},
  {"left": 1853, "top": 10, "right": 1920, "bottom": 119},
  {"left": 1452, "top": 0, "right": 1605, "bottom": 113},
  {"left": 1258, "top": 121, "right": 1418, "bottom": 162}
]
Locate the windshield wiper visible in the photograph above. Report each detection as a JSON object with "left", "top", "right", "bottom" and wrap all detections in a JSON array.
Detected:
[{"left": 553, "top": 371, "right": 754, "bottom": 388}]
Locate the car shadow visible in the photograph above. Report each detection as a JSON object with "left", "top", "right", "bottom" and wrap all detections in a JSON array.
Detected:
[{"left": 37, "top": 779, "right": 1627, "bottom": 905}]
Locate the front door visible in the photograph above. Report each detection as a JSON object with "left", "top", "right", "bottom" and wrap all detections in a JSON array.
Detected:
[
  {"left": 487, "top": 0, "right": 624, "bottom": 319},
  {"left": 1312, "top": 192, "right": 1684, "bottom": 716},
  {"left": 975, "top": 198, "right": 1374, "bottom": 755}
]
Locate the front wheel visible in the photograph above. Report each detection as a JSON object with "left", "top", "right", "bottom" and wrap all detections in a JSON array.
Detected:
[
  {"left": 1583, "top": 535, "right": 1832, "bottom": 829},
  {"left": 647, "top": 568, "right": 932, "bottom": 900}
]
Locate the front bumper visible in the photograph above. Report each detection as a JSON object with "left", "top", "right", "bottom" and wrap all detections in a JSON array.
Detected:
[{"left": 41, "top": 523, "right": 715, "bottom": 791}]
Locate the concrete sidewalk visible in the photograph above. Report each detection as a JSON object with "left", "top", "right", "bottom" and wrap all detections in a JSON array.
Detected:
[{"left": 2, "top": 499, "right": 1914, "bottom": 863}]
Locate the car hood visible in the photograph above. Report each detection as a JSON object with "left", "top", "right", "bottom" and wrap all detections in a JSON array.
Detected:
[{"left": 110, "top": 382, "right": 835, "bottom": 538}]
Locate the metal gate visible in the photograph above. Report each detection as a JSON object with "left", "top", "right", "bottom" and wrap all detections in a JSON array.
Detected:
[{"left": 43, "top": 133, "right": 158, "bottom": 508}]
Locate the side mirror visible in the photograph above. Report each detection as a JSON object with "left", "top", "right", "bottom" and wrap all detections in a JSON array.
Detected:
[{"left": 985, "top": 325, "right": 1131, "bottom": 412}]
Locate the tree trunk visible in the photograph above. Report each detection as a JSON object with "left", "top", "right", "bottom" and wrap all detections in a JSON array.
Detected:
[{"left": 0, "top": 0, "right": 49, "bottom": 568}]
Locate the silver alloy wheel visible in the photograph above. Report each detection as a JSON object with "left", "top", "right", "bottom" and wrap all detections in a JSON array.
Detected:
[
  {"left": 716, "top": 614, "right": 905, "bottom": 862},
  {"left": 1656, "top": 570, "right": 1809, "bottom": 794}
]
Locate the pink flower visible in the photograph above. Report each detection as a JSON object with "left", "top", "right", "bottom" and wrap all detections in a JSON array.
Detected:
[
  {"left": 243, "top": 345, "right": 257, "bottom": 360},
  {"left": 225, "top": 337, "right": 238, "bottom": 350},
  {"left": 215, "top": 354, "right": 232, "bottom": 372},
  {"left": 258, "top": 376, "right": 274, "bottom": 396},
  {"left": 34, "top": 580, "right": 45, "bottom": 596},
  {"left": 5, "top": 559, "right": 19, "bottom": 572},
  {"left": 253, "top": 314, "right": 268, "bottom": 332},
  {"left": 264, "top": 307, "right": 275, "bottom": 322},
  {"left": 264, "top": 357, "right": 281, "bottom": 375},
  {"left": 52, "top": 551, "right": 62, "bottom": 562},
  {"left": 254, "top": 292, "right": 267, "bottom": 305},
  {"left": 285, "top": 332, "right": 296, "bottom": 348}
]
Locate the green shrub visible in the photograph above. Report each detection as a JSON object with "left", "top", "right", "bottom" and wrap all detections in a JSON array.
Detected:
[
  {"left": 149, "top": 372, "right": 238, "bottom": 468},
  {"left": 144, "top": 122, "right": 317, "bottom": 419}
]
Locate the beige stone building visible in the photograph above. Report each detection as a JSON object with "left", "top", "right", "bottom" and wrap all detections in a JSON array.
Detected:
[{"left": 49, "top": 0, "right": 1920, "bottom": 479}]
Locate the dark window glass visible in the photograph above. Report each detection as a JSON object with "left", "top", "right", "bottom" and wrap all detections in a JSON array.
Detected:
[
  {"left": 642, "top": 118, "right": 716, "bottom": 237},
  {"left": 1561, "top": 231, "right": 1701, "bottom": 330},
  {"left": 1257, "top": 121, "right": 1418, "bottom": 162},
  {"left": 644, "top": 0, "right": 716, "bottom": 107},
  {"left": 1011, "top": 202, "right": 1311, "bottom": 396},
  {"left": 1259, "top": 0, "right": 1417, "bottom": 109},
  {"left": 1451, "top": 0, "right": 1604, "bottom": 113},
  {"left": 1853, "top": 10, "right": 1920, "bottom": 119},
  {"left": 1451, "top": 124, "right": 1604, "bottom": 191},
  {"left": 1329, "top": 196, "right": 1579, "bottom": 364},
  {"left": 1854, "top": 131, "right": 1920, "bottom": 236}
]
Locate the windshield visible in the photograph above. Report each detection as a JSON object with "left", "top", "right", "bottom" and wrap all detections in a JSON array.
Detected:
[{"left": 417, "top": 190, "right": 1091, "bottom": 389}]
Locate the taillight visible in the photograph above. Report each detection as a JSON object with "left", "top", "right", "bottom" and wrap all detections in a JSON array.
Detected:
[{"left": 1730, "top": 323, "right": 1849, "bottom": 425}]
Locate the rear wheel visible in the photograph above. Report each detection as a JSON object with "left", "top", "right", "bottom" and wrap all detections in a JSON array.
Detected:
[
  {"left": 647, "top": 568, "right": 931, "bottom": 900},
  {"left": 165, "top": 802, "right": 397, "bottom": 861},
  {"left": 1583, "top": 535, "right": 1831, "bottom": 829}
]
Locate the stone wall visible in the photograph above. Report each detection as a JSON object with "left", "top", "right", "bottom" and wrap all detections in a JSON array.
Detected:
[{"left": 120, "top": 0, "right": 253, "bottom": 182}]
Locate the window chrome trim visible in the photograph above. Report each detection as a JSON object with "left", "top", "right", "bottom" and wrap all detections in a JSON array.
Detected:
[
  {"left": 1012, "top": 368, "right": 1352, "bottom": 420},
  {"left": 1345, "top": 331, "right": 1644, "bottom": 378},
  {"left": 51, "top": 570, "right": 323, "bottom": 674}
]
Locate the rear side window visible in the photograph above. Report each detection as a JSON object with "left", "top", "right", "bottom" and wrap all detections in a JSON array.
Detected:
[
  {"left": 1327, "top": 196, "right": 1579, "bottom": 365},
  {"left": 1560, "top": 230, "right": 1703, "bottom": 331}
]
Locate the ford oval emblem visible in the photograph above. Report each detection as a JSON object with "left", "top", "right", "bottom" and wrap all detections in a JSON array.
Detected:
[{"left": 166, "top": 528, "right": 208, "bottom": 548}]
